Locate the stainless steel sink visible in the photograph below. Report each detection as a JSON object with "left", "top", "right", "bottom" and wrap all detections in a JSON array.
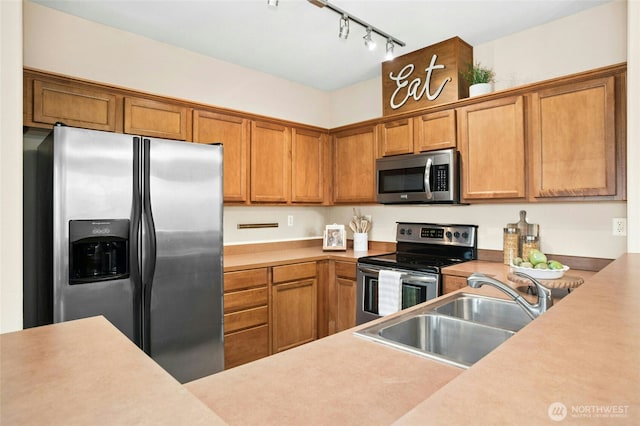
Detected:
[
  {"left": 432, "top": 294, "right": 533, "bottom": 332},
  {"left": 354, "top": 292, "right": 534, "bottom": 368}
]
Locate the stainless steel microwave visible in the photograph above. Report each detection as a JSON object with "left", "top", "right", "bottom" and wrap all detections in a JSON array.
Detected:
[{"left": 376, "top": 149, "right": 460, "bottom": 204}]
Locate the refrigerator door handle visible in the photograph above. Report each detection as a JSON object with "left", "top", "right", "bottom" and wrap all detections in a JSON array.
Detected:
[
  {"left": 130, "top": 137, "right": 143, "bottom": 345},
  {"left": 141, "top": 138, "right": 157, "bottom": 353}
]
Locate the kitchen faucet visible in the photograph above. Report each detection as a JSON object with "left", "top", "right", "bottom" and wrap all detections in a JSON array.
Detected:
[{"left": 467, "top": 272, "right": 553, "bottom": 319}]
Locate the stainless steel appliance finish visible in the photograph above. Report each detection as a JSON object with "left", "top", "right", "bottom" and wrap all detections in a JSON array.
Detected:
[
  {"left": 376, "top": 149, "right": 460, "bottom": 204},
  {"left": 356, "top": 222, "right": 478, "bottom": 325},
  {"left": 27, "top": 125, "right": 223, "bottom": 383}
]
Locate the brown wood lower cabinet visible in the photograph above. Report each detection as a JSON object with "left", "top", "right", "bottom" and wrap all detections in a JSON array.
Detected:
[
  {"left": 334, "top": 261, "right": 357, "bottom": 333},
  {"left": 223, "top": 268, "right": 269, "bottom": 369},
  {"left": 271, "top": 262, "right": 317, "bottom": 353},
  {"left": 442, "top": 274, "right": 469, "bottom": 294}
]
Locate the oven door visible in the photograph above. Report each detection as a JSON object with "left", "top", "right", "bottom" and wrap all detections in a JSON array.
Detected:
[{"left": 356, "top": 265, "right": 439, "bottom": 325}]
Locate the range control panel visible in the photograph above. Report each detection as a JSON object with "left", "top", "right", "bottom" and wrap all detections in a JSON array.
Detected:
[{"left": 396, "top": 222, "right": 477, "bottom": 248}]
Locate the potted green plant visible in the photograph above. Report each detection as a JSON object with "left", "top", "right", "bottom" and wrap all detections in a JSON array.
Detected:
[{"left": 463, "top": 61, "right": 495, "bottom": 97}]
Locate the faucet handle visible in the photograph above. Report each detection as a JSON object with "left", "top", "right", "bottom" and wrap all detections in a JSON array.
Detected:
[{"left": 513, "top": 271, "right": 553, "bottom": 311}]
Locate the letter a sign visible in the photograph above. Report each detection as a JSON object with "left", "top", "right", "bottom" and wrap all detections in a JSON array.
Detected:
[{"left": 382, "top": 37, "right": 473, "bottom": 116}]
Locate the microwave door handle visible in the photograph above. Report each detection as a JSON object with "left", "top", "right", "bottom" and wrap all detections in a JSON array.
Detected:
[{"left": 424, "top": 157, "right": 433, "bottom": 200}]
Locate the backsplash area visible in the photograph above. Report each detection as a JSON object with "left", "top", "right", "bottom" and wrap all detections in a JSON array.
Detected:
[{"left": 224, "top": 202, "right": 627, "bottom": 260}]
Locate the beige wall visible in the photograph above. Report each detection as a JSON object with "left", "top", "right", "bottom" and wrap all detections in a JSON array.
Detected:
[
  {"left": 1, "top": 0, "right": 24, "bottom": 332},
  {"left": 627, "top": 0, "right": 640, "bottom": 253}
]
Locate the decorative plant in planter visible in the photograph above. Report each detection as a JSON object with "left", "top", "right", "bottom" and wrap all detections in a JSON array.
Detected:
[{"left": 463, "top": 62, "right": 495, "bottom": 97}]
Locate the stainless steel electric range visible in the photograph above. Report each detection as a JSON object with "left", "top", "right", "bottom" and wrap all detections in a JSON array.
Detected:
[{"left": 356, "top": 222, "right": 478, "bottom": 325}]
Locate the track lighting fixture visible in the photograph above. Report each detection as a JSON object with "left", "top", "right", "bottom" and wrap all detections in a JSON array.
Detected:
[
  {"left": 385, "top": 39, "right": 394, "bottom": 61},
  {"left": 338, "top": 15, "right": 349, "bottom": 40},
  {"left": 306, "top": 0, "right": 405, "bottom": 55},
  {"left": 363, "top": 28, "right": 376, "bottom": 51},
  {"left": 266, "top": 0, "right": 278, "bottom": 7}
]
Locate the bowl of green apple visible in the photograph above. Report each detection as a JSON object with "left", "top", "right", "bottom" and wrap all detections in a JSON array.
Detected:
[{"left": 511, "top": 249, "right": 569, "bottom": 279}]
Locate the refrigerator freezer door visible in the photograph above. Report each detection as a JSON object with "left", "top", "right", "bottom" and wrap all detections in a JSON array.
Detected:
[
  {"left": 52, "top": 126, "right": 141, "bottom": 343},
  {"left": 144, "top": 138, "right": 224, "bottom": 383}
]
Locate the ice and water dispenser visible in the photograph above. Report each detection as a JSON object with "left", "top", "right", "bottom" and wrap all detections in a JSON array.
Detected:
[{"left": 69, "top": 219, "right": 130, "bottom": 284}]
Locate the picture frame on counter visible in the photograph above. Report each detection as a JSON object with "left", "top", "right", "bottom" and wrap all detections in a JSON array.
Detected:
[{"left": 323, "top": 224, "right": 346, "bottom": 251}]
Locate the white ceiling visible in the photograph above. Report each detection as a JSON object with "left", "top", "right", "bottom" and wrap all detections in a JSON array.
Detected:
[{"left": 31, "top": 0, "right": 611, "bottom": 91}]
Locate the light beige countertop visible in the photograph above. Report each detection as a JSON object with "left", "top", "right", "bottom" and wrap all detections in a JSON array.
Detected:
[
  {"left": 0, "top": 316, "right": 225, "bottom": 425},
  {"left": 223, "top": 243, "right": 392, "bottom": 271}
]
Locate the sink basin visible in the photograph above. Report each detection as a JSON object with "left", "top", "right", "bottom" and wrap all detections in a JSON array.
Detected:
[
  {"left": 356, "top": 313, "right": 515, "bottom": 369},
  {"left": 354, "top": 292, "right": 536, "bottom": 368},
  {"left": 432, "top": 294, "right": 533, "bottom": 332}
]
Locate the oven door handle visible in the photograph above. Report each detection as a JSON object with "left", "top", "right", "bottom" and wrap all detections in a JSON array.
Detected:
[
  {"left": 358, "top": 267, "right": 437, "bottom": 284},
  {"left": 403, "top": 275, "right": 437, "bottom": 284}
]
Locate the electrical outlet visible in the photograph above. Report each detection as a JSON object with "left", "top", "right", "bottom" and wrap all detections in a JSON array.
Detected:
[
  {"left": 612, "top": 218, "right": 627, "bottom": 236},
  {"left": 287, "top": 215, "right": 293, "bottom": 227}
]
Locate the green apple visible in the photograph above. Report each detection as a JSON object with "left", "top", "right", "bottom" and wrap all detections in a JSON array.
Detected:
[
  {"left": 513, "top": 257, "right": 523, "bottom": 266},
  {"left": 548, "top": 260, "right": 564, "bottom": 270},
  {"left": 520, "top": 261, "right": 533, "bottom": 268},
  {"left": 529, "top": 250, "right": 547, "bottom": 266},
  {"left": 534, "top": 262, "right": 549, "bottom": 269}
]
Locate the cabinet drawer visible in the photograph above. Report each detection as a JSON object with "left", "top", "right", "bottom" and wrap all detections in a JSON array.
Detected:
[
  {"left": 272, "top": 262, "right": 316, "bottom": 284},
  {"left": 335, "top": 261, "right": 356, "bottom": 280},
  {"left": 224, "top": 287, "right": 268, "bottom": 314},
  {"left": 224, "top": 268, "right": 268, "bottom": 292},
  {"left": 224, "top": 324, "right": 269, "bottom": 370},
  {"left": 224, "top": 306, "right": 268, "bottom": 333}
]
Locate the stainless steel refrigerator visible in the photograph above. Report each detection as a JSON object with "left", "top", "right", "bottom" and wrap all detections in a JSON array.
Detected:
[{"left": 26, "top": 125, "right": 224, "bottom": 383}]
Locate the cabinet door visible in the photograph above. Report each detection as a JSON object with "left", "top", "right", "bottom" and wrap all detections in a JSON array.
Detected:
[
  {"left": 335, "top": 277, "right": 356, "bottom": 332},
  {"left": 442, "top": 275, "right": 468, "bottom": 294},
  {"left": 291, "top": 128, "right": 326, "bottom": 203},
  {"left": 193, "top": 111, "right": 250, "bottom": 203},
  {"left": 31, "top": 79, "right": 119, "bottom": 131},
  {"left": 251, "top": 121, "right": 291, "bottom": 203},
  {"left": 458, "top": 96, "right": 526, "bottom": 200},
  {"left": 529, "top": 77, "right": 617, "bottom": 198},
  {"left": 332, "top": 125, "right": 377, "bottom": 203},
  {"left": 377, "top": 118, "right": 414, "bottom": 157},
  {"left": 124, "top": 97, "right": 189, "bottom": 140},
  {"left": 272, "top": 278, "right": 317, "bottom": 353},
  {"left": 413, "top": 109, "right": 457, "bottom": 152}
]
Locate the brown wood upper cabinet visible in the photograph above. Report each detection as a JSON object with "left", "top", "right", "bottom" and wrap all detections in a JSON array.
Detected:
[
  {"left": 29, "top": 78, "right": 120, "bottom": 132},
  {"left": 193, "top": 110, "right": 250, "bottom": 203},
  {"left": 332, "top": 125, "right": 377, "bottom": 203},
  {"left": 250, "top": 120, "right": 291, "bottom": 203},
  {"left": 413, "top": 109, "right": 457, "bottom": 152},
  {"left": 377, "top": 118, "right": 414, "bottom": 157},
  {"left": 529, "top": 76, "right": 620, "bottom": 199},
  {"left": 124, "top": 97, "right": 190, "bottom": 140},
  {"left": 291, "top": 128, "right": 326, "bottom": 204},
  {"left": 457, "top": 96, "right": 526, "bottom": 201},
  {"left": 271, "top": 262, "right": 317, "bottom": 353}
]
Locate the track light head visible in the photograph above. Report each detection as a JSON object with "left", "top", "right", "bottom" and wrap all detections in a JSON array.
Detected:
[
  {"left": 363, "top": 28, "right": 376, "bottom": 51},
  {"left": 338, "top": 15, "right": 349, "bottom": 40},
  {"left": 267, "top": 0, "right": 279, "bottom": 7},
  {"left": 385, "top": 39, "right": 394, "bottom": 61}
]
